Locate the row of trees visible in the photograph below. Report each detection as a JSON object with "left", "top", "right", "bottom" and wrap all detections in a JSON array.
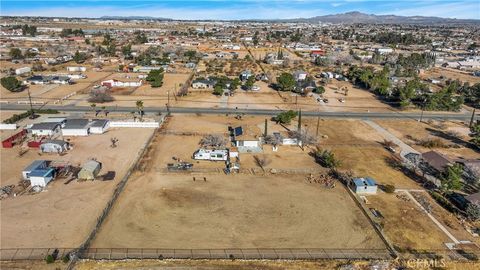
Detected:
[{"left": 60, "top": 28, "right": 84, "bottom": 37}]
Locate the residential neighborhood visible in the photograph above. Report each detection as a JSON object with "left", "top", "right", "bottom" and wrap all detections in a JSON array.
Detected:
[{"left": 0, "top": 1, "right": 479, "bottom": 269}]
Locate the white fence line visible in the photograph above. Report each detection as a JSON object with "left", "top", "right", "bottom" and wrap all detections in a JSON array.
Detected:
[
  {"left": 110, "top": 121, "right": 160, "bottom": 128},
  {"left": 0, "top": 124, "right": 17, "bottom": 130}
]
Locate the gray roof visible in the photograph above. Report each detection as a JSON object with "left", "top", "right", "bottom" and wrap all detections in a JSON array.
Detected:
[
  {"left": 24, "top": 160, "right": 48, "bottom": 172},
  {"left": 41, "top": 140, "right": 68, "bottom": 146},
  {"left": 30, "top": 122, "right": 60, "bottom": 131},
  {"left": 90, "top": 119, "right": 109, "bottom": 128},
  {"left": 64, "top": 119, "right": 90, "bottom": 129},
  {"left": 82, "top": 160, "right": 101, "bottom": 172}
]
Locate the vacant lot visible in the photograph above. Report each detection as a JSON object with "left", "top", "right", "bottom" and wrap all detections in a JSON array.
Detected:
[
  {"left": 92, "top": 173, "right": 385, "bottom": 249},
  {"left": 92, "top": 115, "right": 386, "bottom": 249},
  {"left": 0, "top": 128, "right": 154, "bottom": 248},
  {"left": 376, "top": 119, "right": 479, "bottom": 160}
]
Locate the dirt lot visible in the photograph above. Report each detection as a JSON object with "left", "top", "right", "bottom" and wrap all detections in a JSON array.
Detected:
[
  {"left": 368, "top": 193, "right": 452, "bottom": 251},
  {"left": 0, "top": 128, "right": 154, "bottom": 248},
  {"left": 133, "top": 73, "right": 191, "bottom": 96},
  {"left": 376, "top": 119, "right": 479, "bottom": 160},
  {"left": 91, "top": 115, "right": 385, "bottom": 249},
  {"left": 421, "top": 67, "right": 480, "bottom": 85},
  {"left": 92, "top": 172, "right": 384, "bottom": 249}
]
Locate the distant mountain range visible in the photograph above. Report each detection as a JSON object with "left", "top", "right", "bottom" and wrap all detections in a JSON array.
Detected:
[
  {"left": 100, "top": 16, "right": 171, "bottom": 20},
  {"left": 294, "top": 11, "right": 479, "bottom": 24},
  {"left": 95, "top": 12, "right": 480, "bottom": 25}
]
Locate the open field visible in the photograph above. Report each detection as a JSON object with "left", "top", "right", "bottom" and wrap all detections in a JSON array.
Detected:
[
  {"left": 91, "top": 115, "right": 386, "bottom": 249},
  {"left": 0, "top": 128, "right": 154, "bottom": 248},
  {"left": 420, "top": 67, "right": 480, "bottom": 85},
  {"left": 133, "top": 73, "right": 191, "bottom": 96},
  {"left": 368, "top": 193, "right": 458, "bottom": 250},
  {"left": 376, "top": 119, "right": 479, "bottom": 160},
  {"left": 92, "top": 172, "right": 385, "bottom": 249}
]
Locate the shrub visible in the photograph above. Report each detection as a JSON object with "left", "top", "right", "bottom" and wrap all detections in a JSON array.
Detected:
[
  {"left": 45, "top": 254, "right": 55, "bottom": 264},
  {"left": 429, "top": 191, "right": 458, "bottom": 214},
  {"left": 384, "top": 184, "right": 395, "bottom": 193},
  {"left": 1, "top": 76, "right": 23, "bottom": 92},
  {"left": 62, "top": 255, "right": 70, "bottom": 263}
]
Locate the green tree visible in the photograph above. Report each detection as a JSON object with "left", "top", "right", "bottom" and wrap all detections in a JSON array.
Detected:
[
  {"left": 1, "top": 76, "right": 22, "bottom": 92},
  {"left": 213, "top": 85, "right": 224, "bottom": 96},
  {"left": 136, "top": 100, "right": 144, "bottom": 120},
  {"left": 134, "top": 31, "right": 148, "bottom": 44},
  {"left": 441, "top": 163, "right": 464, "bottom": 191},
  {"left": 277, "top": 73, "right": 296, "bottom": 92},
  {"left": 9, "top": 48, "right": 23, "bottom": 59},
  {"left": 470, "top": 123, "right": 480, "bottom": 147},
  {"left": 245, "top": 75, "right": 255, "bottom": 90},
  {"left": 73, "top": 50, "right": 86, "bottom": 63},
  {"left": 273, "top": 110, "right": 297, "bottom": 124},
  {"left": 230, "top": 78, "right": 241, "bottom": 93},
  {"left": 312, "top": 148, "right": 341, "bottom": 169},
  {"left": 122, "top": 44, "right": 132, "bottom": 58},
  {"left": 314, "top": 85, "right": 325, "bottom": 95}
]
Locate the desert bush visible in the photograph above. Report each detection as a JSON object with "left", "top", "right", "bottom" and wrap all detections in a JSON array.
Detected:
[{"left": 384, "top": 184, "right": 396, "bottom": 193}]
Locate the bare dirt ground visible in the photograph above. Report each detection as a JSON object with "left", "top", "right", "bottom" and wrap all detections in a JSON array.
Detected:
[
  {"left": 421, "top": 67, "right": 480, "bottom": 85},
  {"left": 0, "top": 128, "right": 154, "bottom": 248},
  {"left": 133, "top": 73, "right": 191, "bottom": 96},
  {"left": 92, "top": 172, "right": 385, "bottom": 249},
  {"left": 376, "top": 119, "right": 479, "bottom": 160},
  {"left": 368, "top": 193, "right": 457, "bottom": 251},
  {"left": 91, "top": 115, "right": 385, "bottom": 249}
]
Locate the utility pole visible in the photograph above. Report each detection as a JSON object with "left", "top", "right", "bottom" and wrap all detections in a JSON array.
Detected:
[
  {"left": 27, "top": 87, "right": 35, "bottom": 118},
  {"left": 167, "top": 90, "right": 170, "bottom": 107},
  {"left": 470, "top": 107, "right": 477, "bottom": 128},
  {"left": 297, "top": 109, "right": 302, "bottom": 132},
  {"left": 316, "top": 115, "right": 320, "bottom": 137},
  {"left": 264, "top": 119, "right": 268, "bottom": 137}
]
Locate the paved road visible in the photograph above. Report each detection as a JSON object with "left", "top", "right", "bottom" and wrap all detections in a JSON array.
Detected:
[{"left": 0, "top": 103, "right": 478, "bottom": 121}]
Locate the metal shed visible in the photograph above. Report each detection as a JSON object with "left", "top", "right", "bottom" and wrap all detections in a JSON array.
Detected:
[{"left": 78, "top": 160, "right": 102, "bottom": 180}]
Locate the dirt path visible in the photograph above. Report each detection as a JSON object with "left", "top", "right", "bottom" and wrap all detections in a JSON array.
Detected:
[{"left": 363, "top": 120, "right": 419, "bottom": 156}]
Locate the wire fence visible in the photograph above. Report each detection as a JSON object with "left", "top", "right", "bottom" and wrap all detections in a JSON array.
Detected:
[
  {"left": 2, "top": 248, "right": 480, "bottom": 261},
  {"left": 0, "top": 248, "right": 391, "bottom": 260}
]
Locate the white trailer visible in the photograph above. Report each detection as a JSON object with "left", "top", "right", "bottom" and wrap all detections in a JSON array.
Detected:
[
  {"left": 193, "top": 149, "right": 228, "bottom": 161},
  {"left": 15, "top": 67, "right": 31, "bottom": 75}
]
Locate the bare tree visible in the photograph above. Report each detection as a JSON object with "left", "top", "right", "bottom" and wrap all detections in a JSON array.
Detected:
[
  {"left": 110, "top": 137, "right": 119, "bottom": 148},
  {"left": 288, "top": 130, "right": 317, "bottom": 146},
  {"left": 254, "top": 155, "right": 271, "bottom": 171},
  {"left": 264, "top": 134, "right": 283, "bottom": 147},
  {"left": 199, "top": 134, "right": 228, "bottom": 148}
]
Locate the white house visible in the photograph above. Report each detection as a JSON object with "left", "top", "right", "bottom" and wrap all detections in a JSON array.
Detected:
[
  {"left": 15, "top": 67, "right": 31, "bottom": 75},
  {"left": 192, "top": 79, "right": 216, "bottom": 89},
  {"left": 89, "top": 119, "right": 110, "bottom": 134},
  {"left": 193, "top": 149, "right": 228, "bottom": 161},
  {"left": 293, "top": 70, "right": 308, "bottom": 81},
  {"left": 28, "top": 168, "right": 55, "bottom": 187},
  {"left": 66, "top": 66, "right": 87, "bottom": 72},
  {"left": 351, "top": 177, "right": 378, "bottom": 195},
  {"left": 29, "top": 122, "right": 61, "bottom": 137},
  {"left": 62, "top": 119, "right": 90, "bottom": 136},
  {"left": 375, "top": 48, "right": 394, "bottom": 54},
  {"left": 101, "top": 79, "right": 142, "bottom": 88}
]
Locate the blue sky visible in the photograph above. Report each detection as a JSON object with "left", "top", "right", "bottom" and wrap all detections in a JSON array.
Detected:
[{"left": 1, "top": 1, "right": 479, "bottom": 20}]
